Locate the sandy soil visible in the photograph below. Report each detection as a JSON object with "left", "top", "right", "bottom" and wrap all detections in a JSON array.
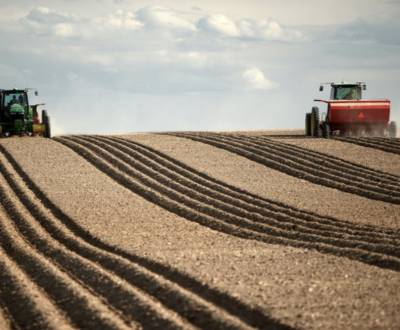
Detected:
[
  {"left": 0, "top": 306, "right": 10, "bottom": 330},
  {"left": 124, "top": 134, "right": 400, "bottom": 229},
  {"left": 0, "top": 134, "right": 399, "bottom": 330}
]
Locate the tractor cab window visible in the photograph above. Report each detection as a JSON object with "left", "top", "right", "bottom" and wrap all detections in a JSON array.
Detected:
[
  {"left": 333, "top": 86, "right": 361, "bottom": 100},
  {"left": 4, "top": 92, "right": 28, "bottom": 108}
]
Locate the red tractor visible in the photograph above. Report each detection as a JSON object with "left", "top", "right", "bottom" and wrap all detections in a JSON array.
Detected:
[{"left": 305, "top": 82, "right": 397, "bottom": 138}]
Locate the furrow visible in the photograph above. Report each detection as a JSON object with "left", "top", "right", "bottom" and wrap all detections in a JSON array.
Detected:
[
  {"left": 0, "top": 241, "right": 71, "bottom": 330},
  {"left": 372, "top": 137, "right": 400, "bottom": 146},
  {"left": 349, "top": 137, "right": 400, "bottom": 152},
  {"left": 171, "top": 133, "right": 400, "bottom": 204},
  {"left": 0, "top": 145, "right": 285, "bottom": 330},
  {"left": 0, "top": 161, "right": 190, "bottom": 330},
  {"left": 334, "top": 137, "right": 400, "bottom": 155},
  {"left": 251, "top": 135, "right": 400, "bottom": 183},
  {"left": 55, "top": 136, "right": 400, "bottom": 272},
  {"left": 248, "top": 134, "right": 306, "bottom": 139},
  {"left": 0, "top": 154, "right": 254, "bottom": 330},
  {"left": 207, "top": 134, "right": 400, "bottom": 196},
  {"left": 0, "top": 201, "right": 129, "bottom": 330},
  {"left": 359, "top": 137, "right": 400, "bottom": 148},
  {"left": 90, "top": 136, "right": 400, "bottom": 252},
  {"left": 113, "top": 136, "right": 399, "bottom": 240}
]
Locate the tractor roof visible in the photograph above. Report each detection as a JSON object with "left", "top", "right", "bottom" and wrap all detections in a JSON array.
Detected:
[
  {"left": 330, "top": 81, "right": 365, "bottom": 87},
  {"left": 0, "top": 88, "right": 34, "bottom": 93}
]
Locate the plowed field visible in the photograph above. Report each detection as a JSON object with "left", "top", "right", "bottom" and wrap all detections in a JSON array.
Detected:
[{"left": 0, "top": 132, "right": 399, "bottom": 330}]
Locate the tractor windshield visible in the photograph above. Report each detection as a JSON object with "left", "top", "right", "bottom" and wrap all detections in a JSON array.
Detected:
[
  {"left": 334, "top": 86, "right": 361, "bottom": 100},
  {"left": 4, "top": 92, "right": 28, "bottom": 108}
]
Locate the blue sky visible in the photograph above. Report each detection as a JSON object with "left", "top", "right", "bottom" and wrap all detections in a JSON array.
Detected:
[{"left": 1, "top": 0, "right": 399, "bottom": 135}]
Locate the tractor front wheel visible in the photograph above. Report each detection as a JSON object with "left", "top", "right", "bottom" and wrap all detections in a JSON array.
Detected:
[{"left": 310, "top": 107, "right": 321, "bottom": 137}]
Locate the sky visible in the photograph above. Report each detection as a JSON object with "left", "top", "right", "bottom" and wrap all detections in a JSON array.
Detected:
[{"left": 1, "top": 0, "right": 399, "bottom": 135}]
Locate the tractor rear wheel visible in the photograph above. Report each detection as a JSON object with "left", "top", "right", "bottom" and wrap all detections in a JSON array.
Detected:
[
  {"left": 389, "top": 121, "right": 397, "bottom": 138},
  {"left": 42, "top": 110, "right": 51, "bottom": 138},
  {"left": 305, "top": 113, "right": 311, "bottom": 136},
  {"left": 310, "top": 107, "right": 321, "bottom": 137}
]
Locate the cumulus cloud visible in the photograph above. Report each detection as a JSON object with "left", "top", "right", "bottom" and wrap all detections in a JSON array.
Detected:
[
  {"left": 96, "top": 10, "right": 143, "bottom": 30},
  {"left": 254, "top": 19, "right": 304, "bottom": 41},
  {"left": 15, "top": 5, "right": 285, "bottom": 94},
  {"left": 242, "top": 67, "right": 278, "bottom": 90},
  {"left": 22, "top": 6, "right": 79, "bottom": 37},
  {"left": 198, "top": 15, "right": 304, "bottom": 41},
  {"left": 21, "top": 5, "right": 303, "bottom": 43},
  {"left": 136, "top": 6, "right": 196, "bottom": 32},
  {"left": 198, "top": 14, "right": 241, "bottom": 37}
]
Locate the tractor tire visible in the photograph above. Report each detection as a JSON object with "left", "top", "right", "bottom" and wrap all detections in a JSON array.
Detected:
[
  {"left": 389, "top": 121, "right": 397, "bottom": 138},
  {"left": 42, "top": 110, "right": 52, "bottom": 138},
  {"left": 310, "top": 106, "right": 321, "bottom": 137},
  {"left": 322, "top": 122, "right": 330, "bottom": 139},
  {"left": 305, "top": 113, "right": 311, "bottom": 136}
]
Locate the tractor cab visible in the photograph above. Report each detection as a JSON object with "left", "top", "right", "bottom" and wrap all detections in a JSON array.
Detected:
[
  {"left": 1, "top": 90, "right": 30, "bottom": 124},
  {"left": 0, "top": 88, "right": 51, "bottom": 138},
  {"left": 319, "top": 82, "right": 366, "bottom": 101}
]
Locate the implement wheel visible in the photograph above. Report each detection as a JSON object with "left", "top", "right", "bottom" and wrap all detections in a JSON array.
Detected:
[
  {"left": 42, "top": 110, "right": 52, "bottom": 138},
  {"left": 322, "top": 122, "right": 330, "bottom": 139},
  {"left": 389, "top": 121, "right": 397, "bottom": 138}
]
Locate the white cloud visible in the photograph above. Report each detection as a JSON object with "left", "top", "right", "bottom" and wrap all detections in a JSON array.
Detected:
[
  {"left": 198, "top": 14, "right": 304, "bottom": 41},
  {"left": 21, "top": 6, "right": 303, "bottom": 43},
  {"left": 96, "top": 10, "right": 143, "bottom": 30},
  {"left": 22, "top": 6, "right": 79, "bottom": 37},
  {"left": 22, "top": 7, "right": 145, "bottom": 39},
  {"left": 136, "top": 6, "right": 196, "bottom": 32},
  {"left": 198, "top": 14, "right": 241, "bottom": 37},
  {"left": 242, "top": 67, "right": 278, "bottom": 90},
  {"left": 53, "top": 23, "right": 76, "bottom": 37}
]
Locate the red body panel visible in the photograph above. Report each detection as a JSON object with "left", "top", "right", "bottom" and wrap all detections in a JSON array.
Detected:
[
  {"left": 328, "top": 100, "right": 390, "bottom": 124},
  {"left": 314, "top": 99, "right": 391, "bottom": 132}
]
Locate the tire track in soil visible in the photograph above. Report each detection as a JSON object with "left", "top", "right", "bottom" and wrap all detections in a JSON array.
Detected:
[
  {"left": 94, "top": 135, "right": 399, "bottom": 250},
  {"left": 373, "top": 137, "right": 400, "bottom": 145},
  {"left": 334, "top": 137, "right": 400, "bottom": 155},
  {"left": 252, "top": 135, "right": 400, "bottom": 184},
  {"left": 186, "top": 133, "right": 400, "bottom": 197},
  {"left": 0, "top": 244, "right": 64, "bottom": 330},
  {"left": 55, "top": 136, "right": 400, "bottom": 272},
  {"left": 362, "top": 137, "right": 400, "bottom": 147},
  {"left": 169, "top": 132, "right": 400, "bottom": 204},
  {"left": 108, "top": 136, "right": 398, "bottom": 240},
  {"left": 0, "top": 145, "right": 287, "bottom": 330},
  {"left": 0, "top": 204, "right": 128, "bottom": 330},
  {"left": 0, "top": 173, "right": 188, "bottom": 330}
]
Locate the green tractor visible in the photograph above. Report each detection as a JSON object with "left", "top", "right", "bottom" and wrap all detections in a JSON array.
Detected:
[{"left": 0, "top": 88, "right": 51, "bottom": 138}]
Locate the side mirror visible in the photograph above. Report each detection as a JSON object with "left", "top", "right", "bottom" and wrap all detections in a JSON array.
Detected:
[
  {"left": 362, "top": 84, "right": 366, "bottom": 91},
  {"left": 35, "top": 90, "right": 39, "bottom": 96},
  {"left": 319, "top": 85, "right": 324, "bottom": 92}
]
